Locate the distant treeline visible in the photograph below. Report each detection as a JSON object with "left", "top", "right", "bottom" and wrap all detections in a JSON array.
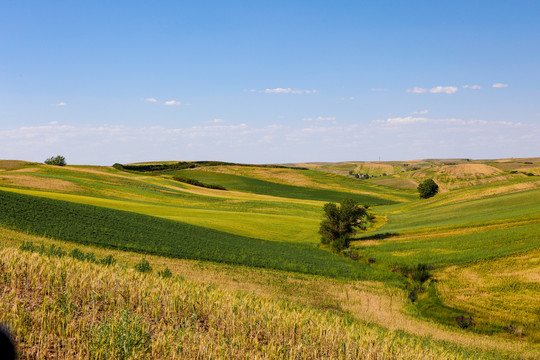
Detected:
[
  {"left": 112, "top": 161, "right": 308, "bottom": 173},
  {"left": 171, "top": 175, "right": 226, "bottom": 190}
]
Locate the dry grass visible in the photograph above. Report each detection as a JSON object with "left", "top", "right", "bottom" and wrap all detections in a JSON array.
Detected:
[
  {"left": 433, "top": 180, "right": 540, "bottom": 205},
  {"left": 1, "top": 228, "right": 537, "bottom": 359},
  {"left": 436, "top": 164, "right": 503, "bottom": 178},
  {"left": 438, "top": 250, "right": 540, "bottom": 341},
  {"left": 0, "top": 245, "right": 501, "bottom": 360},
  {"left": 0, "top": 160, "right": 30, "bottom": 170},
  {"left": 0, "top": 174, "right": 80, "bottom": 192}
]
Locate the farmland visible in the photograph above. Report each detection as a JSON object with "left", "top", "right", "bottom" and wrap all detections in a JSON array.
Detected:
[{"left": 0, "top": 158, "right": 539, "bottom": 358}]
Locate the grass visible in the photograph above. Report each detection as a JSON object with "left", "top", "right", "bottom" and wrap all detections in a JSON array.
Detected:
[
  {"left": 437, "top": 250, "right": 540, "bottom": 342},
  {"left": 0, "top": 189, "right": 395, "bottom": 281},
  {"left": 359, "top": 223, "right": 540, "bottom": 267},
  {"left": 171, "top": 169, "right": 399, "bottom": 205},
  {"left": 1, "top": 158, "right": 539, "bottom": 357},
  {"left": 0, "top": 245, "right": 532, "bottom": 359}
]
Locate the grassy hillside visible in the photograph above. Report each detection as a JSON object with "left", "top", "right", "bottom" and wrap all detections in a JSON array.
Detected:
[
  {"left": 2, "top": 245, "right": 522, "bottom": 359},
  {"left": 0, "top": 189, "right": 394, "bottom": 281},
  {"left": 0, "top": 157, "right": 539, "bottom": 358}
]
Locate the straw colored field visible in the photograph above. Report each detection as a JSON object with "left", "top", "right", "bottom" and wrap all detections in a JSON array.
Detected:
[
  {"left": 1, "top": 242, "right": 535, "bottom": 359},
  {"left": 438, "top": 250, "right": 540, "bottom": 342}
]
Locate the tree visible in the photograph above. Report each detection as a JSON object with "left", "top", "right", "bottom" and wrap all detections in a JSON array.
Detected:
[
  {"left": 417, "top": 178, "right": 438, "bottom": 199},
  {"left": 319, "top": 198, "right": 371, "bottom": 251},
  {"left": 44, "top": 155, "right": 66, "bottom": 166}
]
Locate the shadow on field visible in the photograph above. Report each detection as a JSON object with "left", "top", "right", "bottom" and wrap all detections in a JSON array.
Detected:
[{"left": 357, "top": 232, "right": 399, "bottom": 241}]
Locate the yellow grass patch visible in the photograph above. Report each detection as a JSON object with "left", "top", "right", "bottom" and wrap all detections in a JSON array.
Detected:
[
  {"left": 1, "top": 227, "right": 536, "bottom": 358},
  {"left": 437, "top": 180, "right": 540, "bottom": 205},
  {"left": 438, "top": 250, "right": 540, "bottom": 338},
  {"left": 436, "top": 164, "right": 503, "bottom": 179},
  {"left": 0, "top": 174, "right": 80, "bottom": 192},
  {"left": 354, "top": 163, "right": 395, "bottom": 174},
  {"left": 0, "top": 160, "right": 29, "bottom": 170}
]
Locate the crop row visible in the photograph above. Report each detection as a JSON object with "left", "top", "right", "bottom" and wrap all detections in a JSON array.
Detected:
[
  {"left": 172, "top": 170, "right": 397, "bottom": 205},
  {"left": 0, "top": 189, "right": 395, "bottom": 282}
]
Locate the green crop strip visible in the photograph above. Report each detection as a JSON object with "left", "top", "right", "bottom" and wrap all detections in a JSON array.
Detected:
[
  {"left": 0, "top": 189, "right": 396, "bottom": 282},
  {"left": 171, "top": 170, "right": 398, "bottom": 205}
]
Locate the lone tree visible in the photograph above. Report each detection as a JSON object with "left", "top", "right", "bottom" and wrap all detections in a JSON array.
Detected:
[
  {"left": 417, "top": 178, "right": 438, "bottom": 199},
  {"left": 44, "top": 155, "right": 66, "bottom": 166},
  {"left": 319, "top": 198, "right": 371, "bottom": 251}
]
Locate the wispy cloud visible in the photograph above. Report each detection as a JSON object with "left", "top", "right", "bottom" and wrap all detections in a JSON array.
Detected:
[
  {"left": 412, "top": 110, "right": 429, "bottom": 115},
  {"left": 370, "top": 88, "right": 387, "bottom": 92},
  {"left": 407, "top": 87, "right": 427, "bottom": 94},
  {"left": 251, "top": 88, "right": 317, "bottom": 94},
  {"left": 463, "top": 85, "right": 481, "bottom": 90},
  {"left": 373, "top": 115, "right": 523, "bottom": 128},
  {"left": 492, "top": 83, "right": 509, "bottom": 88},
  {"left": 53, "top": 102, "right": 67, "bottom": 107},
  {"left": 145, "top": 98, "right": 158, "bottom": 103},
  {"left": 407, "top": 86, "right": 458, "bottom": 94},
  {"left": 303, "top": 116, "right": 337, "bottom": 124},
  {"left": 164, "top": 100, "right": 182, "bottom": 106},
  {"left": 208, "top": 118, "right": 224, "bottom": 124},
  {"left": 384, "top": 116, "right": 430, "bottom": 125},
  {"left": 1, "top": 117, "right": 537, "bottom": 164},
  {"left": 430, "top": 86, "right": 458, "bottom": 94}
]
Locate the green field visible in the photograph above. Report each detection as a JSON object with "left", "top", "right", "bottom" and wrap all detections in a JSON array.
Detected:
[{"left": 0, "top": 158, "right": 539, "bottom": 358}]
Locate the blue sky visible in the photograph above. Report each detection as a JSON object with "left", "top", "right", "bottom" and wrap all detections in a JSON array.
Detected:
[{"left": 1, "top": 1, "right": 539, "bottom": 164}]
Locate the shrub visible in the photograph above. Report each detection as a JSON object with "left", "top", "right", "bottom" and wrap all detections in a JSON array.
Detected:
[
  {"left": 455, "top": 315, "right": 475, "bottom": 329},
  {"left": 171, "top": 175, "right": 226, "bottom": 190},
  {"left": 100, "top": 255, "right": 117, "bottom": 266},
  {"left": 158, "top": 267, "right": 172, "bottom": 278},
  {"left": 134, "top": 258, "right": 152, "bottom": 273},
  {"left": 417, "top": 179, "right": 439, "bottom": 199},
  {"left": 44, "top": 155, "right": 66, "bottom": 166}
]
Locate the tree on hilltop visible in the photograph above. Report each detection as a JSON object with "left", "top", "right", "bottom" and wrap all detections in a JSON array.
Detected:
[
  {"left": 44, "top": 155, "right": 66, "bottom": 166},
  {"left": 417, "top": 179, "right": 438, "bottom": 199}
]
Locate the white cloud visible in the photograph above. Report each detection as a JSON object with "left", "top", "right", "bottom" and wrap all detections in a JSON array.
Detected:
[
  {"left": 265, "top": 88, "right": 302, "bottom": 94},
  {"left": 463, "top": 85, "right": 481, "bottom": 90},
  {"left": 303, "top": 116, "right": 336, "bottom": 122},
  {"left": 412, "top": 110, "right": 429, "bottom": 115},
  {"left": 316, "top": 116, "right": 336, "bottom": 122},
  {"left": 1, "top": 117, "right": 537, "bottom": 164},
  {"left": 430, "top": 86, "right": 458, "bottom": 94},
  {"left": 208, "top": 118, "right": 224, "bottom": 124},
  {"left": 53, "top": 102, "right": 67, "bottom": 107},
  {"left": 493, "top": 83, "right": 509, "bottom": 88},
  {"left": 384, "top": 116, "right": 429, "bottom": 125},
  {"left": 407, "top": 87, "right": 427, "bottom": 94},
  {"left": 164, "top": 100, "right": 181, "bottom": 106},
  {"left": 50, "top": 121, "right": 59, "bottom": 125},
  {"left": 250, "top": 88, "right": 317, "bottom": 94},
  {"left": 371, "top": 88, "right": 387, "bottom": 92},
  {"left": 145, "top": 98, "right": 158, "bottom": 103}
]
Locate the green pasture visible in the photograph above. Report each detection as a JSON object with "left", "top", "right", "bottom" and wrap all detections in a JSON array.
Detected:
[
  {"left": 360, "top": 223, "right": 540, "bottom": 267},
  {"left": 0, "top": 189, "right": 396, "bottom": 282},
  {"left": 0, "top": 186, "right": 320, "bottom": 243},
  {"left": 171, "top": 169, "right": 401, "bottom": 205},
  {"left": 373, "top": 189, "right": 540, "bottom": 234}
]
